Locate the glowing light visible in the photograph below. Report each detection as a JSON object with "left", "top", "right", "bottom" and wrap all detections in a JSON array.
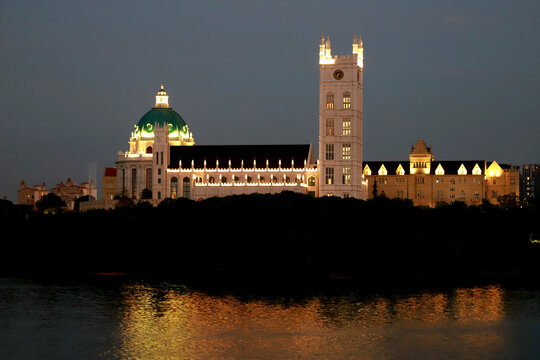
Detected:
[
  {"left": 363, "top": 164, "right": 372, "bottom": 176},
  {"left": 458, "top": 163, "right": 468, "bottom": 175},
  {"left": 472, "top": 163, "right": 482, "bottom": 175},
  {"left": 378, "top": 164, "right": 388, "bottom": 176},
  {"left": 396, "top": 164, "right": 405, "bottom": 175},
  {"left": 435, "top": 164, "right": 445, "bottom": 175}
]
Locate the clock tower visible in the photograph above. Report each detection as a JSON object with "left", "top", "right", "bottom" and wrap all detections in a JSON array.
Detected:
[{"left": 318, "top": 34, "right": 367, "bottom": 199}]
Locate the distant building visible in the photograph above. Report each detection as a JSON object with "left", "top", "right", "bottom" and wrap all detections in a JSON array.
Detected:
[
  {"left": 521, "top": 164, "right": 539, "bottom": 205},
  {"left": 17, "top": 178, "right": 97, "bottom": 210},
  {"left": 102, "top": 167, "right": 117, "bottom": 200},
  {"left": 17, "top": 182, "right": 47, "bottom": 205},
  {"left": 364, "top": 139, "right": 520, "bottom": 207}
]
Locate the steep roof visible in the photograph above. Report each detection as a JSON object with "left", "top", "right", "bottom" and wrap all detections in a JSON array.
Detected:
[
  {"left": 169, "top": 145, "right": 313, "bottom": 169},
  {"left": 104, "top": 167, "right": 117, "bottom": 177}
]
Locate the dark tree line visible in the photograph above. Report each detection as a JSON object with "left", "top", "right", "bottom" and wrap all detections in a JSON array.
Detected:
[{"left": 0, "top": 192, "right": 538, "bottom": 288}]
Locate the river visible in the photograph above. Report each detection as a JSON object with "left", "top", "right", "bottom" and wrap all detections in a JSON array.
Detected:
[{"left": 1, "top": 278, "right": 539, "bottom": 359}]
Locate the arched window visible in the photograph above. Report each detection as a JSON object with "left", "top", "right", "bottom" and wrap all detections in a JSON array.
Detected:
[
  {"left": 234, "top": 176, "right": 240, "bottom": 182},
  {"left": 170, "top": 177, "right": 178, "bottom": 198},
  {"left": 308, "top": 176, "right": 316, "bottom": 186},
  {"left": 182, "top": 177, "right": 190, "bottom": 199},
  {"left": 208, "top": 176, "right": 215, "bottom": 183},
  {"left": 246, "top": 176, "right": 252, "bottom": 183},
  {"left": 146, "top": 146, "right": 153, "bottom": 154},
  {"left": 221, "top": 176, "right": 227, "bottom": 183},
  {"left": 326, "top": 92, "right": 334, "bottom": 110},
  {"left": 343, "top": 92, "right": 351, "bottom": 109}
]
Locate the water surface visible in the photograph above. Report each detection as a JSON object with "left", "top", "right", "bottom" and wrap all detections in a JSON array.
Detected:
[{"left": 1, "top": 279, "right": 539, "bottom": 359}]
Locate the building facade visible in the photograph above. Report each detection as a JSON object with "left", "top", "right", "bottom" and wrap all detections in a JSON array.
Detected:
[
  {"left": 114, "top": 35, "right": 367, "bottom": 202},
  {"left": 521, "top": 164, "right": 539, "bottom": 205},
  {"left": 102, "top": 167, "right": 117, "bottom": 201},
  {"left": 364, "top": 139, "right": 520, "bottom": 206}
]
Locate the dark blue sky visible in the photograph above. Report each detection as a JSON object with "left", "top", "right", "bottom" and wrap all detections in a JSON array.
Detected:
[{"left": 1, "top": 0, "right": 539, "bottom": 201}]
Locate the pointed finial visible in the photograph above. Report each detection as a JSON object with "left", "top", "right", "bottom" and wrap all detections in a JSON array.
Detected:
[
  {"left": 353, "top": 32, "right": 358, "bottom": 44},
  {"left": 359, "top": 35, "right": 363, "bottom": 48},
  {"left": 326, "top": 36, "right": 331, "bottom": 48},
  {"left": 320, "top": 33, "right": 325, "bottom": 45},
  {"left": 161, "top": 84, "right": 164, "bottom": 90}
]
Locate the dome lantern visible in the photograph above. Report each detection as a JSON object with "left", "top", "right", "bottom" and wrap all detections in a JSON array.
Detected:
[{"left": 155, "top": 84, "right": 169, "bottom": 108}]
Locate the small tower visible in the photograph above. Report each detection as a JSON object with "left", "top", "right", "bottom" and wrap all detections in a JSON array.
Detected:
[
  {"left": 155, "top": 84, "right": 169, "bottom": 108},
  {"left": 318, "top": 34, "right": 366, "bottom": 199}
]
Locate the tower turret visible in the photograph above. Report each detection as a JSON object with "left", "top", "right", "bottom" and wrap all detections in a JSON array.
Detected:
[{"left": 155, "top": 84, "right": 169, "bottom": 108}]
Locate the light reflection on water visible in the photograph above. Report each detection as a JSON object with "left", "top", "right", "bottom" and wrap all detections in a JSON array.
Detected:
[
  {"left": 1, "top": 280, "right": 539, "bottom": 360},
  {"left": 112, "top": 284, "right": 510, "bottom": 360}
]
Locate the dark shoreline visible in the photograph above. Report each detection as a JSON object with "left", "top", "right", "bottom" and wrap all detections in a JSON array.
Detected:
[{"left": 1, "top": 193, "right": 539, "bottom": 294}]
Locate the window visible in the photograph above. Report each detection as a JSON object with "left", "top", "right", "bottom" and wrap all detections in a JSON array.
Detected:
[
  {"left": 161, "top": 152, "right": 164, "bottom": 165},
  {"left": 325, "top": 144, "right": 334, "bottom": 160},
  {"left": 416, "top": 190, "right": 424, "bottom": 198},
  {"left": 460, "top": 190, "right": 465, "bottom": 198},
  {"left": 416, "top": 177, "right": 424, "bottom": 184},
  {"left": 450, "top": 193, "right": 455, "bottom": 199},
  {"left": 158, "top": 168, "right": 161, "bottom": 175},
  {"left": 146, "top": 146, "right": 153, "bottom": 154},
  {"left": 492, "top": 191, "right": 498, "bottom": 198},
  {"left": 436, "top": 190, "right": 443, "bottom": 199},
  {"left": 378, "top": 178, "right": 387, "bottom": 184},
  {"left": 131, "top": 168, "right": 137, "bottom": 198},
  {"left": 342, "top": 118, "right": 351, "bottom": 136},
  {"left": 246, "top": 176, "right": 252, "bottom": 183},
  {"left": 156, "top": 152, "right": 159, "bottom": 165},
  {"left": 158, "top": 178, "right": 161, "bottom": 184},
  {"left": 170, "top": 177, "right": 178, "bottom": 198},
  {"left": 396, "top": 177, "right": 405, "bottom": 184},
  {"left": 474, "top": 191, "right": 479, "bottom": 199},
  {"left": 325, "top": 118, "right": 334, "bottom": 136},
  {"left": 234, "top": 176, "right": 240, "bottom": 183},
  {"left": 182, "top": 177, "right": 190, "bottom": 199},
  {"left": 325, "top": 167, "right": 334, "bottom": 185},
  {"left": 221, "top": 176, "right": 227, "bottom": 183},
  {"left": 326, "top": 92, "right": 334, "bottom": 110},
  {"left": 122, "top": 169, "right": 126, "bottom": 194},
  {"left": 342, "top": 92, "right": 351, "bottom": 109},
  {"left": 342, "top": 144, "right": 351, "bottom": 160},
  {"left": 342, "top": 167, "right": 351, "bottom": 185},
  {"left": 145, "top": 168, "right": 152, "bottom": 192},
  {"left": 510, "top": 178, "right": 516, "bottom": 184},
  {"left": 308, "top": 176, "right": 316, "bottom": 186},
  {"left": 208, "top": 176, "right": 215, "bottom": 183},
  {"left": 157, "top": 191, "right": 161, "bottom": 200}
]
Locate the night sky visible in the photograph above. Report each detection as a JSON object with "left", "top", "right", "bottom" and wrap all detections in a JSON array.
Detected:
[{"left": 1, "top": 0, "right": 539, "bottom": 201}]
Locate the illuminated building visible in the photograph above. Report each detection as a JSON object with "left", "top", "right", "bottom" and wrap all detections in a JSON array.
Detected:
[
  {"left": 364, "top": 139, "right": 520, "bottom": 206},
  {"left": 111, "top": 35, "right": 366, "bottom": 203},
  {"left": 521, "top": 164, "right": 539, "bottom": 205}
]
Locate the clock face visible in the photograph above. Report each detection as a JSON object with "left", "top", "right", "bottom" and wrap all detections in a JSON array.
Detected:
[{"left": 333, "top": 69, "right": 344, "bottom": 80}]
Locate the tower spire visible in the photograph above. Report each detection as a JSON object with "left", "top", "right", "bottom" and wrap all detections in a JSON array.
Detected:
[{"left": 155, "top": 84, "right": 169, "bottom": 108}]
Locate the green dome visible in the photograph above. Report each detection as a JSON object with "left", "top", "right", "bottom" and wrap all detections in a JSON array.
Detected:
[{"left": 134, "top": 107, "right": 189, "bottom": 138}]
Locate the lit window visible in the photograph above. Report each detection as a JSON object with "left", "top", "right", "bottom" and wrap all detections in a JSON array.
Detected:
[
  {"left": 342, "top": 144, "right": 351, "bottom": 160},
  {"left": 435, "top": 164, "right": 444, "bottom": 175},
  {"left": 460, "top": 190, "right": 465, "bottom": 198},
  {"left": 209, "top": 176, "right": 215, "bottom": 183},
  {"left": 325, "top": 144, "right": 334, "bottom": 160},
  {"left": 396, "top": 164, "right": 405, "bottom": 175},
  {"left": 325, "top": 167, "right": 334, "bottom": 184},
  {"left": 378, "top": 164, "right": 388, "bottom": 176},
  {"left": 326, "top": 93, "right": 334, "bottom": 109},
  {"left": 308, "top": 176, "right": 316, "bottom": 186},
  {"left": 342, "top": 92, "right": 351, "bottom": 109},
  {"left": 458, "top": 164, "right": 467, "bottom": 175},
  {"left": 342, "top": 167, "right": 351, "bottom": 185},
  {"left": 325, "top": 118, "right": 334, "bottom": 136},
  {"left": 170, "top": 177, "right": 178, "bottom": 198},
  {"left": 342, "top": 118, "right": 351, "bottom": 135},
  {"left": 472, "top": 163, "right": 482, "bottom": 175}
]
